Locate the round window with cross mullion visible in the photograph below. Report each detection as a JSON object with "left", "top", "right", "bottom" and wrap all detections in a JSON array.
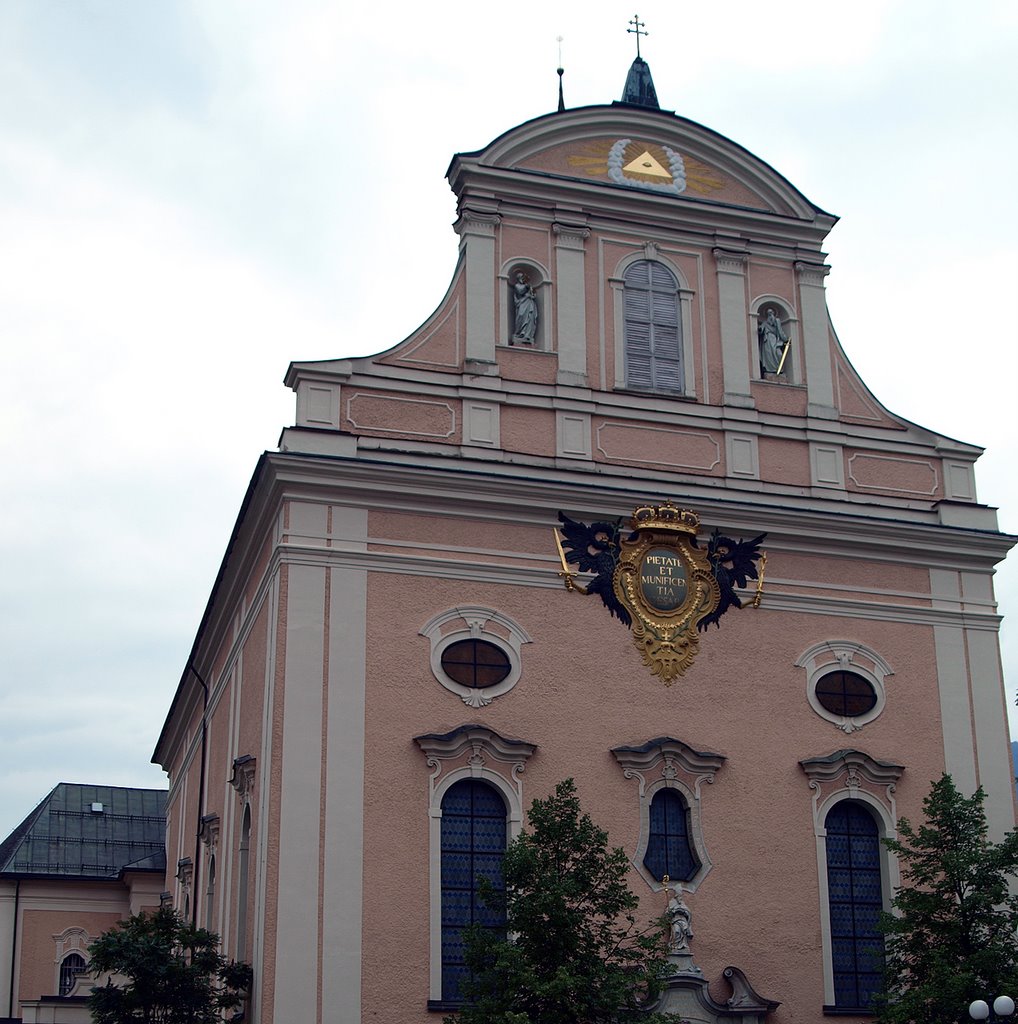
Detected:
[
  {"left": 814, "top": 670, "right": 878, "bottom": 717},
  {"left": 440, "top": 639, "right": 512, "bottom": 689}
]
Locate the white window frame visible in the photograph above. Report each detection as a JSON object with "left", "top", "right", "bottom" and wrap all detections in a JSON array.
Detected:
[
  {"left": 611, "top": 737, "right": 724, "bottom": 894},
  {"left": 420, "top": 606, "right": 531, "bottom": 708},
  {"left": 797, "top": 640, "right": 893, "bottom": 734},
  {"left": 53, "top": 928, "right": 90, "bottom": 997},
  {"left": 800, "top": 748, "right": 903, "bottom": 1010},
  {"left": 415, "top": 724, "right": 536, "bottom": 1005},
  {"left": 610, "top": 247, "right": 696, "bottom": 399}
]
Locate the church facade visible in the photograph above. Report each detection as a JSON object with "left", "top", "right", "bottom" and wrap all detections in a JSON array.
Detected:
[{"left": 153, "top": 63, "right": 1015, "bottom": 1024}]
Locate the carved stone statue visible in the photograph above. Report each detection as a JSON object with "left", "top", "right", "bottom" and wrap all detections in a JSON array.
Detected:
[
  {"left": 757, "top": 308, "right": 788, "bottom": 375},
  {"left": 668, "top": 889, "right": 694, "bottom": 954},
  {"left": 512, "top": 271, "right": 538, "bottom": 344}
]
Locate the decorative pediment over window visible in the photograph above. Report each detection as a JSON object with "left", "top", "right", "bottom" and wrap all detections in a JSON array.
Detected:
[
  {"left": 198, "top": 813, "right": 220, "bottom": 854},
  {"left": 176, "top": 857, "right": 193, "bottom": 887},
  {"left": 799, "top": 748, "right": 905, "bottom": 840},
  {"left": 230, "top": 754, "right": 257, "bottom": 800},
  {"left": 415, "top": 724, "right": 536, "bottom": 807},
  {"left": 799, "top": 748, "right": 904, "bottom": 790}
]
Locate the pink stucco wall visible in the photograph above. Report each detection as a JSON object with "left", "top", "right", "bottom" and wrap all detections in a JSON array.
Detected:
[{"left": 352, "top": 528, "right": 948, "bottom": 1023}]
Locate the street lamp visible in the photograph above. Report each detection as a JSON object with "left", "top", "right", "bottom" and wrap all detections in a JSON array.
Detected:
[{"left": 969, "top": 996, "right": 1016, "bottom": 1021}]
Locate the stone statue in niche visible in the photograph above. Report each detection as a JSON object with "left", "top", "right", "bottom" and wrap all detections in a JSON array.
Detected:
[
  {"left": 757, "top": 307, "right": 789, "bottom": 378},
  {"left": 511, "top": 271, "right": 539, "bottom": 345}
]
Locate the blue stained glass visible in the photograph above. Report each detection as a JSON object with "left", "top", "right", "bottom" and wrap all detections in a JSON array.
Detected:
[
  {"left": 439, "top": 780, "right": 508, "bottom": 1001},
  {"left": 825, "top": 801, "right": 884, "bottom": 1009},
  {"left": 643, "top": 789, "right": 700, "bottom": 883},
  {"left": 851, "top": 836, "right": 880, "bottom": 866}
]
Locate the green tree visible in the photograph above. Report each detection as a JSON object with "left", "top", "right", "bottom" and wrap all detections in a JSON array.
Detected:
[
  {"left": 877, "top": 773, "right": 1018, "bottom": 1024},
  {"left": 88, "top": 907, "right": 252, "bottom": 1024},
  {"left": 448, "top": 778, "right": 673, "bottom": 1024}
]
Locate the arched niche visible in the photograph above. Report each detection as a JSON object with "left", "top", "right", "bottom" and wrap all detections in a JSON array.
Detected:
[
  {"left": 751, "top": 295, "right": 799, "bottom": 383},
  {"left": 502, "top": 259, "right": 549, "bottom": 350}
]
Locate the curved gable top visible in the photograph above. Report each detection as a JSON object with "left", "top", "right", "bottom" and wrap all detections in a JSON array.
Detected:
[{"left": 448, "top": 104, "right": 834, "bottom": 223}]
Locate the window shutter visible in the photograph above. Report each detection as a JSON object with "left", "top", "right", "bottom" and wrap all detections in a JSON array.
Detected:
[{"left": 623, "top": 260, "right": 683, "bottom": 392}]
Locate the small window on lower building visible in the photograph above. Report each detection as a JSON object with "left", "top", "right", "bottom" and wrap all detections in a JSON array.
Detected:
[
  {"left": 643, "top": 788, "right": 700, "bottom": 883},
  {"left": 59, "top": 952, "right": 87, "bottom": 995}
]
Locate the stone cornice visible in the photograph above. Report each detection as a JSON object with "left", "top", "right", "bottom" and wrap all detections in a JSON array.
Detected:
[
  {"left": 454, "top": 209, "right": 502, "bottom": 238},
  {"left": 552, "top": 222, "right": 591, "bottom": 249},
  {"left": 712, "top": 248, "right": 749, "bottom": 274},
  {"left": 795, "top": 260, "right": 831, "bottom": 286},
  {"left": 262, "top": 450, "right": 1014, "bottom": 561}
]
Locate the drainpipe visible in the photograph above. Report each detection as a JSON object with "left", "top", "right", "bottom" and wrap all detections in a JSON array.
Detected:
[
  {"left": 188, "top": 664, "right": 210, "bottom": 929},
  {"left": 7, "top": 878, "right": 19, "bottom": 1018}
]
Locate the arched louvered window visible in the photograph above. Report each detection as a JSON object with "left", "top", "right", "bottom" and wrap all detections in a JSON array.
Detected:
[
  {"left": 440, "top": 779, "right": 507, "bottom": 1002},
  {"left": 825, "top": 801, "right": 883, "bottom": 1010},
  {"left": 643, "top": 788, "right": 700, "bottom": 883},
  {"left": 624, "top": 260, "right": 683, "bottom": 392},
  {"left": 59, "top": 952, "right": 87, "bottom": 996}
]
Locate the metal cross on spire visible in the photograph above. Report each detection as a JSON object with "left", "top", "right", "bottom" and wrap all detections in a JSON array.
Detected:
[{"left": 627, "top": 14, "right": 648, "bottom": 58}]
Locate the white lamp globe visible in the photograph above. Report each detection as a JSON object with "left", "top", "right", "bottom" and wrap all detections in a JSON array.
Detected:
[
  {"left": 970, "top": 1000, "right": 990, "bottom": 1021},
  {"left": 993, "top": 996, "right": 1016, "bottom": 1017}
]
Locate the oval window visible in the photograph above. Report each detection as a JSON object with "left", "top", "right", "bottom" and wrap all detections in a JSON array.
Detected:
[
  {"left": 440, "top": 639, "right": 512, "bottom": 689},
  {"left": 814, "top": 670, "right": 878, "bottom": 717}
]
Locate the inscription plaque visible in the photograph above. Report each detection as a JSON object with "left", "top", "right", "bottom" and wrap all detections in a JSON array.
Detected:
[{"left": 639, "top": 547, "right": 688, "bottom": 612}]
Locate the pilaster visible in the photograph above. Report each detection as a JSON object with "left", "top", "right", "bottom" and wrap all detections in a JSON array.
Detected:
[
  {"left": 795, "top": 261, "right": 836, "bottom": 418},
  {"left": 456, "top": 207, "right": 501, "bottom": 367},
  {"left": 553, "top": 220, "right": 590, "bottom": 386},
  {"left": 713, "top": 248, "right": 753, "bottom": 408}
]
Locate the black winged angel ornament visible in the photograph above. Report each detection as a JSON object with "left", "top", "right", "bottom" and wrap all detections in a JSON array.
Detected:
[
  {"left": 556, "top": 512, "right": 632, "bottom": 624},
  {"left": 697, "top": 529, "right": 767, "bottom": 631}
]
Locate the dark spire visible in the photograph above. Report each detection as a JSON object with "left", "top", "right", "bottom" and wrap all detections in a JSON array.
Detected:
[
  {"left": 621, "top": 56, "right": 659, "bottom": 109},
  {"left": 556, "top": 35, "right": 565, "bottom": 112},
  {"left": 621, "top": 15, "right": 659, "bottom": 109}
]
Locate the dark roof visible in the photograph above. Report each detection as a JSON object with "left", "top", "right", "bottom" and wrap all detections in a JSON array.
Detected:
[
  {"left": 620, "top": 56, "right": 659, "bottom": 109},
  {"left": 0, "top": 783, "right": 166, "bottom": 879}
]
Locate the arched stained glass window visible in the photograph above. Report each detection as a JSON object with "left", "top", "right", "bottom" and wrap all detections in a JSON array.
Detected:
[
  {"left": 825, "top": 801, "right": 883, "bottom": 1010},
  {"left": 440, "top": 780, "right": 507, "bottom": 1002},
  {"left": 624, "top": 260, "right": 683, "bottom": 392},
  {"left": 643, "top": 788, "right": 700, "bottom": 883},
  {"left": 59, "top": 952, "right": 87, "bottom": 996}
]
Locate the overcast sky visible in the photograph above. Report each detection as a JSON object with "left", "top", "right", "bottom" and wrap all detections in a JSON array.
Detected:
[{"left": 1, "top": 1, "right": 1016, "bottom": 842}]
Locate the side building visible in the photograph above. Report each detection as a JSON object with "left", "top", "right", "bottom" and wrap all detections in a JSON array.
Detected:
[
  {"left": 153, "top": 61, "right": 1015, "bottom": 1024},
  {"left": 0, "top": 783, "right": 166, "bottom": 1024}
]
